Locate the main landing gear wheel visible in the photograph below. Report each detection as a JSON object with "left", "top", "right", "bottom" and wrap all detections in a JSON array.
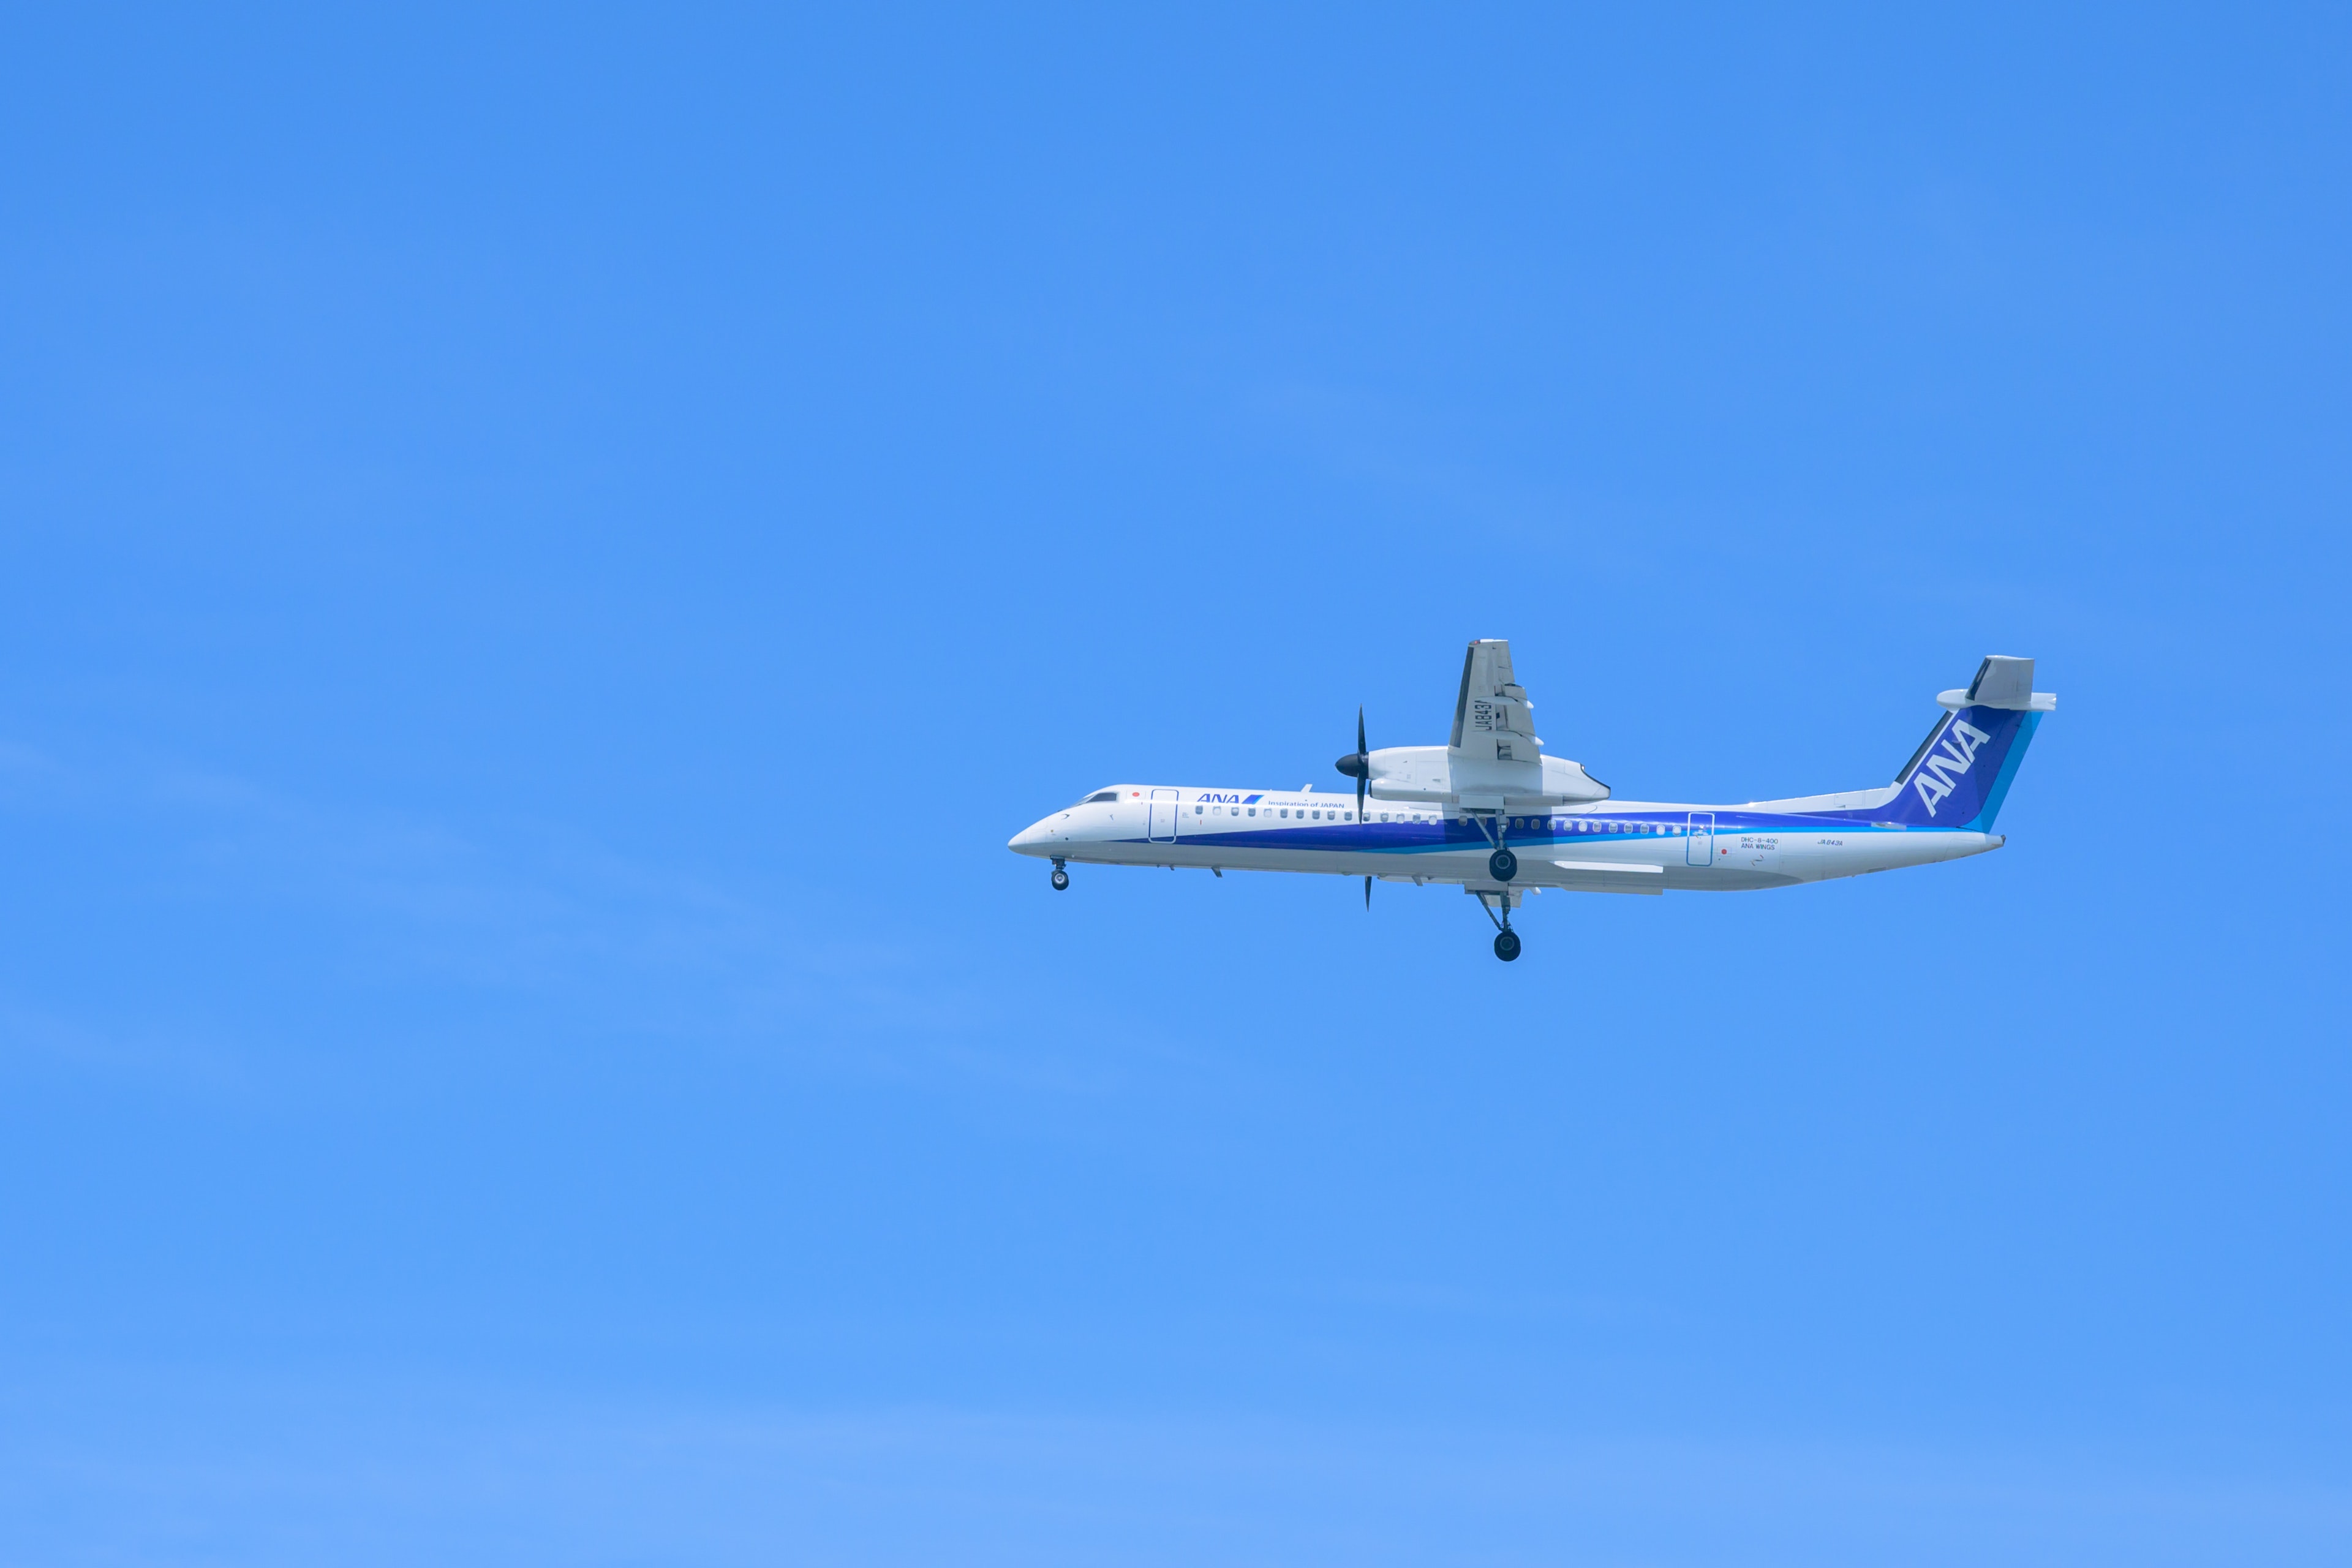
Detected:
[
  {"left": 1474, "top": 888, "right": 1522, "bottom": 962},
  {"left": 1488, "top": 846, "right": 1518, "bottom": 882},
  {"left": 1050, "top": 862, "right": 1070, "bottom": 892}
]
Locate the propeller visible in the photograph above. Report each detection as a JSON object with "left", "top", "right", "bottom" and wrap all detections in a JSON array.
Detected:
[
  {"left": 1335, "top": 707, "right": 1372, "bottom": 911},
  {"left": 1334, "top": 706, "right": 1370, "bottom": 819}
]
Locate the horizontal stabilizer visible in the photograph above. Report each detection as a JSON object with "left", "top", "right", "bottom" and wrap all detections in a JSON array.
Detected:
[{"left": 1939, "top": 655, "right": 2057, "bottom": 712}]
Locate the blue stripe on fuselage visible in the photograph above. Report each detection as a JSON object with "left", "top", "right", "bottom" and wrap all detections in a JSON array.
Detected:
[{"left": 1126, "top": 810, "right": 1924, "bottom": 856}]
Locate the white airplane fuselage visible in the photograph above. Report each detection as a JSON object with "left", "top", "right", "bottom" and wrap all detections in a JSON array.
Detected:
[{"left": 1009, "top": 788, "right": 2001, "bottom": 895}]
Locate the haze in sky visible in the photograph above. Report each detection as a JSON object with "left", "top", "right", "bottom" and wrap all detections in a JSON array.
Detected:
[{"left": 1, "top": 8, "right": 2347, "bottom": 1564}]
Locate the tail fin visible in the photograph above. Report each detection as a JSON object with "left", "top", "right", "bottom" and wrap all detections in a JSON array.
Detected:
[{"left": 1883, "top": 657, "right": 2056, "bottom": 829}]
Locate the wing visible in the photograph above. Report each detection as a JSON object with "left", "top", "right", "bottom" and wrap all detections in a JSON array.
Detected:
[{"left": 1449, "top": 638, "right": 1539, "bottom": 763}]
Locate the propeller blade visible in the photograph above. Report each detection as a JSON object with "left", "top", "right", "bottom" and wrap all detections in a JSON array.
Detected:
[
  {"left": 1364, "top": 873, "right": 1371, "bottom": 910},
  {"left": 1356, "top": 706, "right": 1369, "bottom": 820}
]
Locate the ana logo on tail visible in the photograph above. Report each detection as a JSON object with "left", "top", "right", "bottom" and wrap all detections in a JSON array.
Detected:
[{"left": 1912, "top": 718, "right": 1992, "bottom": 816}]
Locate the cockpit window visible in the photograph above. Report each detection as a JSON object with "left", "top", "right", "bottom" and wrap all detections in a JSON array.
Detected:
[{"left": 1082, "top": 791, "right": 1120, "bottom": 804}]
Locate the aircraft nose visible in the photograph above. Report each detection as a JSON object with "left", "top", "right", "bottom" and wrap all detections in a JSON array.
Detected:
[{"left": 1008, "top": 817, "right": 1054, "bottom": 854}]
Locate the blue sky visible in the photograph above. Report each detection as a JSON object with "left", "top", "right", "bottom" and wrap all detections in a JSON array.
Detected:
[{"left": 2, "top": 6, "right": 2348, "bottom": 1563}]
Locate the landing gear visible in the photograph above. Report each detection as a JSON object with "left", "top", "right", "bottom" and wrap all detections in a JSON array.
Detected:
[
  {"left": 1474, "top": 886, "right": 1523, "bottom": 962},
  {"left": 1472, "top": 812, "right": 1517, "bottom": 882},
  {"left": 1050, "top": 859, "right": 1069, "bottom": 892}
]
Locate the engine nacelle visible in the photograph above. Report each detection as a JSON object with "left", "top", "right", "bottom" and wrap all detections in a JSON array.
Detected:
[{"left": 1365, "top": 747, "right": 1610, "bottom": 809}]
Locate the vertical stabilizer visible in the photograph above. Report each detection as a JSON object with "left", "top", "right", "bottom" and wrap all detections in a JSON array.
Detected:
[{"left": 1880, "top": 657, "right": 2056, "bottom": 829}]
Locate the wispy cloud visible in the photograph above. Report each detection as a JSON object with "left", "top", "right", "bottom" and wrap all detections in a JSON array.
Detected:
[
  {"left": 0, "top": 741, "right": 1178, "bottom": 1104},
  {"left": 2, "top": 1371, "right": 2345, "bottom": 1567}
]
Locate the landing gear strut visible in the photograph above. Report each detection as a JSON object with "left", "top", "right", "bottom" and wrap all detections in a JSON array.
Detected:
[
  {"left": 1474, "top": 886, "right": 1523, "bottom": 962},
  {"left": 1472, "top": 812, "right": 1517, "bottom": 882},
  {"left": 1050, "top": 859, "right": 1069, "bottom": 892}
]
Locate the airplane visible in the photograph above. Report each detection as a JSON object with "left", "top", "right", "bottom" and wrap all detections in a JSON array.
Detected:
[{"left": 1008, "top": 641, "right": 2056, "bottom": 961}]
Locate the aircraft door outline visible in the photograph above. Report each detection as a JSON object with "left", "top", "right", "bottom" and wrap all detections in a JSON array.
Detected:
[
  {"left": 1686, "top": 811, "right": 1714, "bottom": 866},
  {"left": 1148, "top": 788, "right": 1178, "bottom": 843}
]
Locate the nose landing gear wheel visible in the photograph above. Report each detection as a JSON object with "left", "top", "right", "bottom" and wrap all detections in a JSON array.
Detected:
[
  {"left": 1493, "top": 929, "right": 1522, "bottom": 962},
  {"left": 1050, "top": 864, "right": 1070, "bottom": 891},
  {"left": 1488, "top": 846, "right": 1518, "bottom": 882}
]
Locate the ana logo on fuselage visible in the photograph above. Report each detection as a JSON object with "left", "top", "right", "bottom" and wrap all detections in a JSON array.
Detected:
[
  {"left": 1194, "top": 792, "right": 1262, "bottom": 804},
  {"left": 1912, "top": 718, "right": 1992, "bottom": 816}
]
